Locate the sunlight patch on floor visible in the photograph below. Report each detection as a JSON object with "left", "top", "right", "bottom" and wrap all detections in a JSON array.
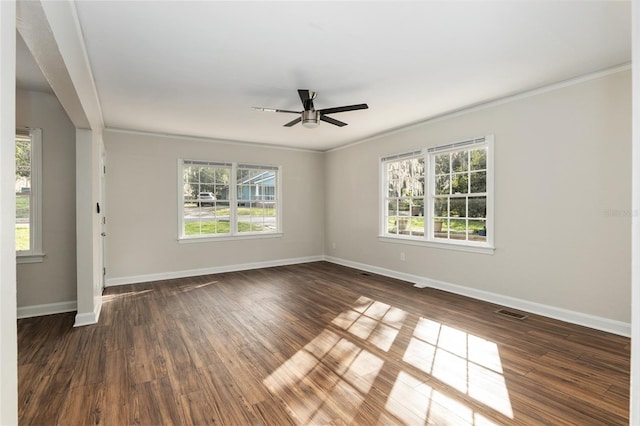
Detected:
[
  {"left": 403, "top": 317, "right": 513, "bottom": 418},
  {"left": 264, "top": 328, "right": 384, "bottom": 424},
  {"left": 264, "top": 295, "right": 513, "bottom": 424}
]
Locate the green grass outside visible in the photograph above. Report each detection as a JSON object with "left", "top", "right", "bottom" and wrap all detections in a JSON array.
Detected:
[
  {"left": 185, "top": 204, "right": 275, "bottom": 217},
  {"left": 215, "top": 207, "right": 275, "bottom": 216},
  {"left": 185, "top": 221, "right": 263, "bottom": 235},
  {"left": 16, "top": 194, "right": 29, "bottom": 219},
  {"left": 388, "top": 217, "right": 486, "bottom": 235},
  {"left": 440, "top": 219, "right": 486, "bottom": 233},
  {"left": 15, "top": 225, "right": 29, "bottom": 251}
]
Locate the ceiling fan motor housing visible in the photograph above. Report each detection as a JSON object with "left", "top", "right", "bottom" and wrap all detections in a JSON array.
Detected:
[{"left": 302, "top": 109, "right": 319, "bottom": 128}]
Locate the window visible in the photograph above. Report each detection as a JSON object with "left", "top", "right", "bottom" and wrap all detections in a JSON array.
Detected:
[
  {"left": 384, "top": 151, "right": 425, "bottom": 237},
  {"left": 179, "top": 160, "right": 281, "bottom": 240},
  {"left": 16, "top": 128, "right": 43, "bottom": 262},
  {"left": 381, "top": 136, "right": 493, "bottom": 252}
]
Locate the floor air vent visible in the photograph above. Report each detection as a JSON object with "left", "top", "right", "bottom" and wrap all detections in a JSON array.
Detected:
[{"left": 496, "top": 308, "right": 528, "bottom": 320}]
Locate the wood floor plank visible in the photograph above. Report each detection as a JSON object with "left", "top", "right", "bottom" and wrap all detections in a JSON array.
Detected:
[{"left": 18, "top": 261, "right": 630, "bottom": 425}]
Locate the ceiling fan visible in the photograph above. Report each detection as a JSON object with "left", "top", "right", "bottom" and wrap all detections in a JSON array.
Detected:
[{"left": 253, "top": 89, "right": 368, "bottom": 128}]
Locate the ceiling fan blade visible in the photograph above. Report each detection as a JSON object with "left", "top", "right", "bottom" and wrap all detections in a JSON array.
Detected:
[
  {"left": 283, "top": 117, "right": 302, "bottom": 127},
  {"left": 298, "top": 89, "right": 310, "bottom": 103},
  {"left": 253, "top": 107, "right": 300, "bottom": 114},
  {"left": 298, "top": 89, "right": 315, "bottom": 110},
  {"left": 319, "top": 115, "right": 348, "bottom": 127},
  {"left": 319, "top": 103, "right": 368, "bottom": 115}
]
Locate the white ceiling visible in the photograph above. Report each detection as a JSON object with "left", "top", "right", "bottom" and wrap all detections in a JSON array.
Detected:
[{"left": 18, "top": 1, "right": 631, "bottom": 151}]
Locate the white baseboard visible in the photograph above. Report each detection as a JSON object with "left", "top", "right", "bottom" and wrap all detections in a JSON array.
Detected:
[
  {"left": 74, "top": 302, "right": 101, "bottom": 327},
  {"left": 101, "top": 254, "right": 630, "bottom": 336},
  {"left": 105, "top": 255, "right": 325, "bottom": 287},
  {"left": 17, "top": 300, "right": 76, "bottom": 319},
  {"left": 324, "top": 256, "right": 631, "bottom": 337}
]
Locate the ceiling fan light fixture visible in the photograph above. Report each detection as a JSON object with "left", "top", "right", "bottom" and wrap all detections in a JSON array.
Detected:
[
  {"left": 254, "top": 89, "right": 368, "bottom": 128},
  {"left": 302, "top": 110, "right": 319, "bottom": 128}
]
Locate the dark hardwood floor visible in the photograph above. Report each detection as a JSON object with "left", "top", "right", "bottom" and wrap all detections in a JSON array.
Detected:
[{"left": 18, "top": 262, "right": 630, "bottom": 425}]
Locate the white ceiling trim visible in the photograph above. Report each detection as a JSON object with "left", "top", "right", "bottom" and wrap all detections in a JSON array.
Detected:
[{"left": 104, "top": 128, "right": 323, "bottom": 154}]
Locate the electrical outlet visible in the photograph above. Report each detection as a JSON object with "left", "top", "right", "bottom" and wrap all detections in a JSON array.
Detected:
[
  {"left": 400, "top": 252, "right": 405, "bottom": 261},
  {"left": 332, "top": 242, "right": 336, "bottom": 249}
]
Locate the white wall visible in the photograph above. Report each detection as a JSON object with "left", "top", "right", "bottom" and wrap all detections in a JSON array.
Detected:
[
  {"left": 74, "top": 129, "right": 103, "bottom": 326},
  {"left": 325, "top": 69, "right": 632, "bottom": 327},
  {"left": 15, "top": 89, "right": 77, "bottom": 311},
  {"left": 104, "top": 130, "right": 325, "bottom": 282},
  {"left": 630, "top": 1, "right": 639, "bottom": 421},
  {"left": 0, "top": 2, "right": 17, "bottom": 423}
]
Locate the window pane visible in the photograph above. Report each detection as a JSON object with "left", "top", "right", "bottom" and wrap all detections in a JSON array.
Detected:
[
  {"left": 470, "top": 171, "right": 486, "bottom": 193},
  {"left": 237, "top": 169, "right": 248, "bottom": 181},
  {"left": 200, "top": 184, "right": 214, "bottom": 194},
  {"left": 468, "top": 197, "right": 486, "bottom": 219},
  {"left": 434, "top": 219, "right": 447, "bottom": 239},
  {"left": 449, "top": 219, "right": 467, "bottom": 240},
  {"left": 409, "top": 217, "right": 424, "bottom": 236},
  {"left": 263, "top": 206, "right": 277, "bottom": 232},
  {"left": 388, "top": 180, "right": 399, "bottom": 197},
  {"left": 388, "top": 200, "right": 398, "bottom": 217},
  {"left": 435, "top": 175, "right": 450, "bottom": 195},
  {"left": 450, "top": 198, "right": 466, "bottom": 218},
  {"left": 184, "top": 219, "right": 231, "bottom": 235},
  {"left": 399, "top": 200, "right": 410, "bottom": 216},
  {"left": 411, "top": 198, "right": 424, "bottom": 217},
  {"left": 236, "top": 167, "right": 278, "bottom": 234},
  {"left": 384, "top": 156, "right": 425, "bottom": 238},
  {"left": 187, "top": 183, "right": 199, "bottom": 199},
  {"left": 397, "top": 217, "right": 410, "bottom": 235},
  {"left": 451, "top": 150, "right": 468, "bottom": 172},
  {"left": 434, "top": 153, "right": 449, "bottom": 174},
  {"left": 387, "top": 165, "right": 398, "bottom": 181},
  {"left": 434, "top": 198, "right": 447, "bottom": 217},
  {"left": 470, "top": 148, "right": 487, "bottom": 170},
  {"left": 215, "top": 168, "right": 230, "bottom": 184},
  {"left": 469, "top": 220, "right": 487, "bottom": 243},
  {"left": 199, "top": 167, "right": 215, "bottom": 183},
  {"left": 16, "top": 193, "right": 30, "bottom": 251},
  {"left": 387, "top": 217, "right": 399, "bottom": 235},
  {"left": 16, "top": 136, "right": 31, "bottom": 252},
  {"left": 217, "top": 184, "right": 230, "bottom": 201},
  {"left": 451, "top": 173, "right": 469, "bottom": 194}
]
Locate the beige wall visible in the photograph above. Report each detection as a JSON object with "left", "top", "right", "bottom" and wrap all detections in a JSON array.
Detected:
[
  {"left": 18, "top": 70, "right": 632, "bottom": 329},
  {"left": 16, "top": 89, "right": 77, "bottom": 307},
  {"left": 104, "top": 130, "right": 325, "bottom": 281},
  {"left": 325, "top": 69, "right": 632, "bottom": 323}
]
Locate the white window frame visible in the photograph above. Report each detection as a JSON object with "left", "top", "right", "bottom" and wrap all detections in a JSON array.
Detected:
[
  {"left": 16, "top": 128, "right": 44, "bottom": 263},
  {"left": 178, "top": 159, "right": 283, "bottom": 242},
  {"left": 379, "top": 135, "right": 494, "bottom": 255}
]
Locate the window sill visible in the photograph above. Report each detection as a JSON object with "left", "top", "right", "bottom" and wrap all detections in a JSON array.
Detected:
[
  {"left": 17, "top": 252, "right": 45, "bottom": 264},
  {"left": 178, "top": 232, "right": 283, "bottom": 244},
  {"left": 378, "top": 236, "right": 495, "bottom": 255}
]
